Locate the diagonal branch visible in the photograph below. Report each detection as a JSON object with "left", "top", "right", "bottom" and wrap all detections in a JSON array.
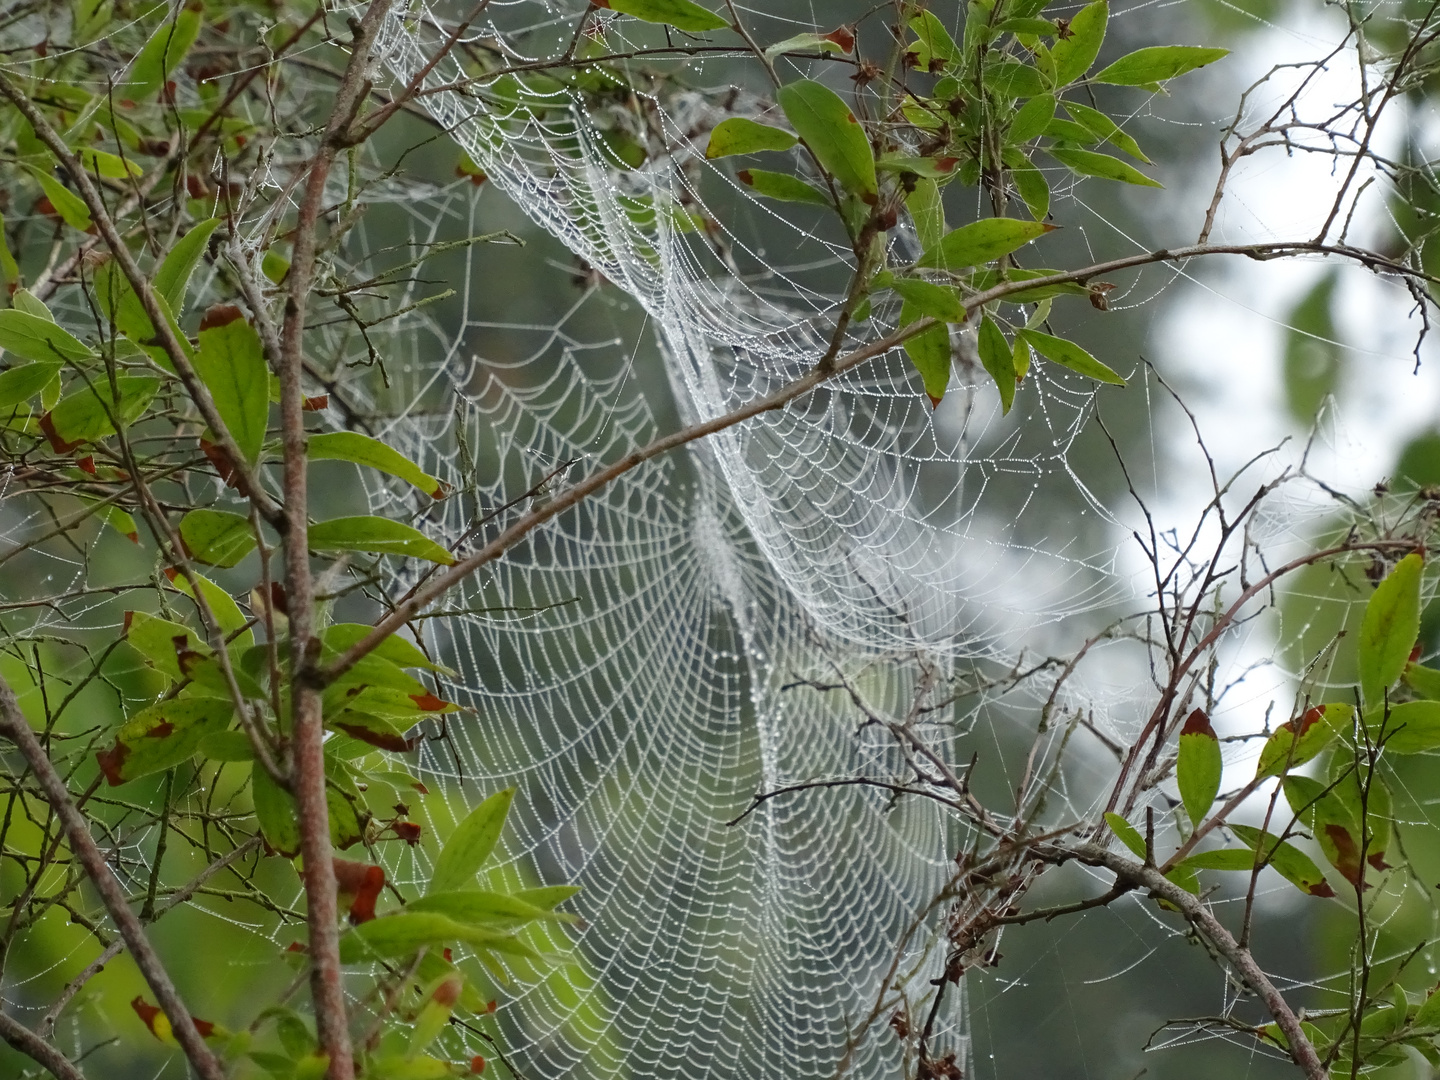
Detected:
[{"left": 0, "top": 1010, "right": 85, "bottom": 1080}]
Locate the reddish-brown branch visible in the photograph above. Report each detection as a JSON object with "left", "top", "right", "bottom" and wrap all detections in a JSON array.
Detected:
[{"left": 277, "top": 4, "right": 395, "bottom": 1078}]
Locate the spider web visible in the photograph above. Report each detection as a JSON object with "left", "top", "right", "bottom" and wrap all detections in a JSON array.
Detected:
[{"left": 339, "top": 3, "right": 1150, "bottom": 1076}]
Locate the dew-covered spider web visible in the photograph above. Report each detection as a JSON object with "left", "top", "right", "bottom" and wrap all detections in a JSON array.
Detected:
[
  {"left": 9, "top": 1, "right": 1426, "bottom": 1078},
  {"left": 323, "top": 3, "right": 1161, "bottom": 1076}
]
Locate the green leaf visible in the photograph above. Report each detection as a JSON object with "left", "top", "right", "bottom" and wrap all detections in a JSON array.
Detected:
[
  {"left": 1358, "top": 552, "right": 1423, "bottom": 706},
  {"left": 252, "top": 761, "right": 301, "bottom": 857},
  {"left": 24, "top": 165, "right": 91, "bottom": 231},
  {"left": 73, "top": 146, "right": 142, "bottom": 180},
  {"left": 984, "top": 59, "right": 1046, "bottom": 99},
  {"left": 1051, "top": 0, "right": 1107, "bottom": 85},
  {"left": 875, "top": 154, "right": 961, "bottom": 180},
  {"left": 513, "top": 885, "right": 582, "bottom": 911},
  {"left": 0, "top": 212, "right": 20, "bottom": 293},
  {"left": 198, "top": 730, "right": 253, "bottom": 762},
  {"left": 0, "top": 362, "right": 62, "bottom": 409},
  {"left": 705, "top": 117, "right": 797, "bottom": 159},
  {"left": 95, "top": 698, "right": 232, "bottom": 785},
  {"left": 600, "top": 0, "right": 727, "bottom": 32},
  {"left": 170, "top": 573, "right": 252, "bottom": 646},
  {"left": 155, "top": 218, "right": 220, "bottom": 313},
  {"left": 427, "top": 789, "right": 515, "bottom": 895},
  {"left": 126, "top": 610, "right": 206, "bottom": 680},
  {"left": 1062, "top": 101, "right": 1151, "bottom": 163},
  {"left": 888, "top": 279, "right": 967, "bottom": 323},
  {"left": 906, "top": 178, "right": 945, "bottom": 252},
  {"left": 308, "top": 517, "right": 456, "bottom": 565},
  {"left": 1009, "top": 157, "right": 1051, "bottom": 221},
  {"left": 763, "top": 31, "right": 852, "bottom": 60},
  {"left": 1255, "top": 703, "right": 1351, "bottom": 778},
  {"left": 195, "top": 313, "right": 268, "bottom": 466},
  {"left": 338, "top": 911, "right": 535, "bottom": 964},
  {"left": 1104, "top": 812, "right": 1145, "bottom": 858},
  {"left": 899, "top": 302, "right": 950, "bottom": 407},
  {"left": 1229, "top": 824, "right": 1336, "bottom": 898},
  {"left": 976, "top": 315, "right": 1016, "bottom": 414},
  {"left": 1050, "top": 145, "right": 1162, "bottom": 188},
  {"left": 1376, "top": 700, "right": 1440, "bottom": 754},
  {"left": 907, "top": 10, "right": 959, "bottom": 71},
  {"left": 1176, "top": 708, "right": 1222, "bottom": 828},
  {"left": 996, "top": 16, "right": 1063, "bottom": 37},
  {"left": 1283, "top": 771, "right": 1381, "bottom": 888},
  {"left": 736, "top": 168, "right": 832, "bottom": 206},
  {"left": 321, "top": 624, "right": 453, "bottom": 674},
  {"left": 11, "top": 290, "right": 51, "bottom": 321},
  {"left": 776, "top": 79, "right": 877, "bottom": 201},
  {"left": 0, "top": 310, "right": 91, "bottom": 363},
  {"left": 1180, "top": 847, "right": 1260, "bottom": 872},
  {"left": 1009, "top": 93, "right": 1056, "bottom": 143},
  {"left": 42, "top": 376, "right": 160, "bottom": 451},
  {"left": 307, "top": 432, "right": 446, "bottom": 499},
  {"left": 125, "top": 2, "right": 203, "bottom": 100},
  {"left": 1093, "top": 45, "right": 1229, "bottom": 89},
  {"left": 407, "top": 890, "right": 575, "bottom": 928},
  {"left": 1015, "top": 328, "right": 1125, "bottom": 384},
  {"left": 1403, "top": 661, "right": 1440, "bottom": 699},
  {"left": 179, "top": 508, "right": 256, "bottom": 568},
  {"left": 916, "top": 218, "right": 1054, "bottom": 270}
]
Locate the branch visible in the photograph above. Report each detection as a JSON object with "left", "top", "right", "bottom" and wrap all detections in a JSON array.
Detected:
[
  {"left": 277, "top": 5, "right": 396, "bottom": 1078},
  {"left": 1055, "top": 841, "right": 1328, "bottom": 1080},
  {"left": 0, "top": 1011, "right": 85, "bottom": 1080},
  {"left": 0, "top": 676, "right": 225, "bottom": 1080}
]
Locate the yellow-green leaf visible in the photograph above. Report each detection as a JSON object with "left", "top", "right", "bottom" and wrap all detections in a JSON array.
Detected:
[
  {"left": 307, "top": 432, "right": 446, "bottom": 499},
  {"left": 598, "top": 0, "right": 728, "bottom": 33},
  {"left": 308, "top": 516, "right": 456, "bottom": 565},
  {"left": 1254, "top": 703, "right": 1350, "bottom": 778},
  {"left": 179, "top": 508, "right": 256, "bottom": 568},
  {"left": 427, "top": 789, "right": 515, "bottom": 895},
  {"left": 776, "top": 79, "right": 877, "bottom": 200},
  {"left": 195, "top": 312, "right": 268, "bottom": 466},
  {"left": 916, "top": 218, "right": 1054, "bottom": 270},
  {"left": 705, "top": 117, "right": 797, "bottom": 159},
  {"left": 736, "top": 168, "right": 832, "bottom": 207},
  {"left": 95, "top": 697, "right": 232, "bottom": 785},
  {"left": 1093, "top": 45, "right": 1229, "bottom": 89},
  {"left": 1050, "top": 146, "right": 1162, "bottom": 188},
  {"left": 899, "top": 301, "right": 950, "bottom": 407},
  {"left": 125, "top": 3, "right": 203, "bottom": 101},
  {"left": 1016, "top": 328, "right": 1125, "bottom": 384},
  {"left": 1229, "top": 824, "right": 1336, "bottom": 898},
  {"left": 1358, "top": 552, "right": 1423, "bottom": 706},
  {"left": 976, "top": 315, "right": 1016, "bottom": 414},
  {"left": 25, "top": 165, "right": 91, "bottom": 231},
  {"left": 0, "top": 310, "right": 91, "bottom": 364},
  {"left": 1051, "top": 0, "right": 1107, "bottom": 85},
  {"left": 1176, "top": 708, "right": 1221, "bottom": 827},
  {"left": 1104, "top": 812, "right": 1145, "bottom": 858}
]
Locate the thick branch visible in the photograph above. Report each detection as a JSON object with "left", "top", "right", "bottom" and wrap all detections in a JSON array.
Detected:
[
  {"left": 277, "top": 5, "right": 395, "bottom": 1079},
  {"left": 1056, "top": 842, "right": 1328, "bottom": 1080},
  {"left": 0, "top": 677, "right": 225, "bottom": 1080},
  {"left": 0, "top": 1011, "right": 85, "bottom": 1080}
]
